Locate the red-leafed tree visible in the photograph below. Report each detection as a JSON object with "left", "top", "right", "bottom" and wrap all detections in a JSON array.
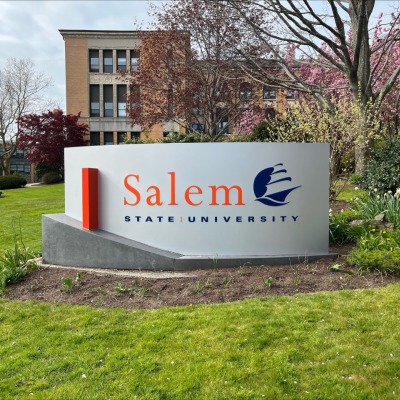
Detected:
[
  {"left": 123, "top": 0, "right": 272, "bottom": 140},
  {"left": 18, "top": 109, "right": 88, "bottom": 177}
]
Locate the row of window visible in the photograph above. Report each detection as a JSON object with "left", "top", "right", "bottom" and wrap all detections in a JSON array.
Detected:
[
  {"left": 89, "top": 83, "right": 295, "bottom": 118},
  {"left": 10, "top": 164, "right": 31, "bottom": 174},
  {"left": 89, "top": 49, "right": 139, "bottom": 73},
  {"left": 90, "top": 131, "right": 141, "bottom": 146},
  {"left": 191, "top": 107, "right": 276, "bottom": 134},
  {"left": 90, "top": 84, "right": 128, "bottom": 117},
  {"left": 239, "top": 84, "right": 298, "bottom": 101}
]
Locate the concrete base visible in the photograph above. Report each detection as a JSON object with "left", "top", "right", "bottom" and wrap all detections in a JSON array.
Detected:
[{"left": 42, "top": 214, "right": 336, "bottom": 271}]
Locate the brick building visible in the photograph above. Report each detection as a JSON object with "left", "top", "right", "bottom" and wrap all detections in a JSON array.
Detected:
[
  {"left": 59, "top": 29, "right": 296, "bottom": 144},
  {"left": 59, "top": 29, "right": 174, "bottom": 145}
]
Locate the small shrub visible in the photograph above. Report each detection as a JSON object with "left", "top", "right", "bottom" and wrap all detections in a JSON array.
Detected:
[
  {"left": 361, "top": 139, "right": 400, "bottom": 193},
  {"left": 346, "top": 249, "right": 400, "bottom": 275},
  {"left": 0, "top": 220, "right": 37, "bottom": 293},
  {"left": 356, "top": 229, "right": 400, "bottom": 252},
  {"left": 329, "top": 210, "right": 366, "bottom": 244},
  {"left": 61, "top": 277, "right": 73, "bottom": 294},
  {"left": 115, "top": 282, "right": 133, "bottom": 296},
  {"left": 352, "top": 191, "right": 400, "bottom": 226},
  {"left": 41, "top": 171, "right": 62, "bottom": 184},
  {"left": 248, "top": 119, "right": 280, "bottom": 142},
  {"left": 0, "top": 175, "right": 27, "bottom": 190},
  {"left": 349, "top": 173, "right": 362, "bottom": 184},
  {"left": 35, "top": 164, "right": 62, "bottom": 180},
  {"left": 262, "top": 277, "right": 273, "bottom": 287}
]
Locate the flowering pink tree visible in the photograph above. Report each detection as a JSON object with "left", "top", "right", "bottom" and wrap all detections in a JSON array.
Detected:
[
  {"left": 236, "top": 105, "right": 264, "bottom": 136},
  {"left": 220, "top": 0, "right": 400, "bottom": 170},
  {"left": 297, "top": 12, "right": 400, "bottom": 135}
]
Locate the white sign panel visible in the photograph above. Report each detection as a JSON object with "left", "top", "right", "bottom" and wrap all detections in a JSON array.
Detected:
[{"left": 65, "top": 143, "right": 329, "bottom": 256}]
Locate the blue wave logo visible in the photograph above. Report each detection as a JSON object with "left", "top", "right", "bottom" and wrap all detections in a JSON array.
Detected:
[{"left": 253, "top": 163, "right": 301, "bottom": 207}]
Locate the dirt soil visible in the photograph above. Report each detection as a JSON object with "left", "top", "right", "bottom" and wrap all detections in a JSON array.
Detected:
[
  {"left": 4, "top": 242, "right": 400, "bottom": 310},
  {"left": 5, "top": 195, "right": 400, "bottom": 310}
]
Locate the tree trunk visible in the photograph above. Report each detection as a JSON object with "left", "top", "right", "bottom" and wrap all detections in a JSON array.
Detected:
[
  {"left": 1, "top": 157, "right": 11, "bottom": 176},
  {"left": 348, "top": 0, "right": 375, "bottom": 173}
]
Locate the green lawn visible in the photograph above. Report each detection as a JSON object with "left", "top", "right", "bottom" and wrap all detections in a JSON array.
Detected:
[
  {"left": 1, "top": 285, "right": 400, "bottom": 399},
  {"left": 1, "top": 183, "right": 400, "bottom": 398},
  {"left": 0, "top": 184, "right": 64, "bottom": 254}
]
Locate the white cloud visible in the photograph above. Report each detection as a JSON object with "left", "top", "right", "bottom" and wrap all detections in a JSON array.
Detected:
[
  {"left": 0, "top": 0, "right": 397, "bottom": 113},
  {"left": 0, "top": 0, "right": 155, "bottom": 110}
]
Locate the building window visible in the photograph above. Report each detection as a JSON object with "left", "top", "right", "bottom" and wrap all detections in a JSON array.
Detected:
[
  {"left": 117, "top": 50, "right": 127, "bottom": 72},
  {"left": 131, "top": 131, "right": 141, "bottom": 140},
  {"left": 192, "top": 123, "right": 204, "bottom": 132},
  {"left": 90, "top": 132, "right": 100, "bottom": 146},
  {"left": 286, "top": 90, "right": 299, "bottom": 100},
  {"left": 129, "top": 84, "right": 140, "bottom": 114},
  {"left": 103, "top": 85, "right": 113, "bottom": 117},
  {"left": 216, "top": 83, "right": 229, "bottom": 101},
  {"left": 117, "top": 132, "right": 126, "bottom": 144},
  {"left": 103, "top": 50, "right": 113, "bottom": 73},
  {"left": 263, "top": 86, "right": 276, "bottom": 100},
  {"left": 104, "top": 132, "right": 114, "bottom": 145},
  {"left": 216, "top": 108, "right": 229, "bottom": 134},
  {"left": 89, "top": 49, "right": 99, "bottom": 72},
  {"left": 239, "top": 82, "right": 252, "bottom": 100},
  {"left": 130, "top": 50, "right": 139, "bottom": 71},
  {"left": 14, "top": 150, "right": 24, "bottom": 158},
  {"left": 117, "top": 85, "right": 127, "bottom": 117},
  {"left": 90, "top": 85, "right": 100, "bottom": 117}
]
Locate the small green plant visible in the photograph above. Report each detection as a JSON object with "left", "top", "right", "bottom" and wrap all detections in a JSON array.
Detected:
[
  {"left": 222, "top": 274, "right": 232, "bottom": 288},
  {"left": 349, "top": 173, "right": 362, "bottom": 184},
  {"left": 135, "top": 286, "right": 150, "bottom": 299},
  {"left": 190, "top": 278, "right": 212, "bottom": 294},
  {"left": 329, "top": 263, "right": 342, "bottom": 272},
  {"left": 329, "top": 209, "right": 367, "bottom": 244},
  {"left": 346, "top": 248, "right": 400, "bottom": 275},
  {"left": 115, "top": 281, "right": 150, "bottom": 298},
  {"left": 262, "top": 277, "right": 273, "bottom": 288},
  {"left": 0, "top": 191, "right": 3, "bottom": 198},
  {"left": 75, "top": 272, "right": 84, "bottom": 285},
  {"left": 115, "top": 282, "right": 133, "bottom": 296},
  {"left": 292, "top": 266, "right": 301, "bottom": 286},
  {"left": 61, "top": 277, "right": 73, "bottom": 294},
  {"left": 0, "top": 219, "right": 37, "bottom": 293},
  {"left": 352, "top": 191, "right": 400, "bottom": 226}
]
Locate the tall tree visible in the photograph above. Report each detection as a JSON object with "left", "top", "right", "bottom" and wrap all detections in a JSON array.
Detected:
[
  {"left": 18, "top": 110, "right": 88, "bottom": 177},
  {"left": 0, "top": 58, "right": 52, "bottom": 175},
  {"left": 124, "top": 0, "right": 271, "bottom": 140},
  {"left": 220, "top": 0, "right": 400, "bottom": 170}
]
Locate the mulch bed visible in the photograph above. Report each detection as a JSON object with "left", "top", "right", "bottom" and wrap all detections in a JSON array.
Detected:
[{"left": 4, "top": 242, "right": 400, "bottom": 309}]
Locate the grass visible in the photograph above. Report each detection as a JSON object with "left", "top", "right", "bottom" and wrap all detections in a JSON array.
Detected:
[
  {"left": 2, "top": 285, "right": 400, "bottom": 399},
  {"left": 336, "top": 183, "right": 365, "bottom": 202},
  {"left": 0, "top": 184, "right": 64, "bottom": 254},
  {"left": 0, "top": 181, "right": 358, "bottom": 254},
  {"left": 2, "top": 181, "right": 400, "bottom": 398}
]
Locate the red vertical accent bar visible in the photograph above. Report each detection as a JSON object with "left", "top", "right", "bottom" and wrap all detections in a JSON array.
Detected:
[{"left": 82, "top": 168, "right": 99, "bottom": 230}]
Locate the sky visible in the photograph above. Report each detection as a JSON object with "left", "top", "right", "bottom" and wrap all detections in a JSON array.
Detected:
[
  {"left": 0, "top": 0, "right": 398, "bottom": 111},
  {"left": 0, "top": 0, "right": 156, "bottom": 109}
]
